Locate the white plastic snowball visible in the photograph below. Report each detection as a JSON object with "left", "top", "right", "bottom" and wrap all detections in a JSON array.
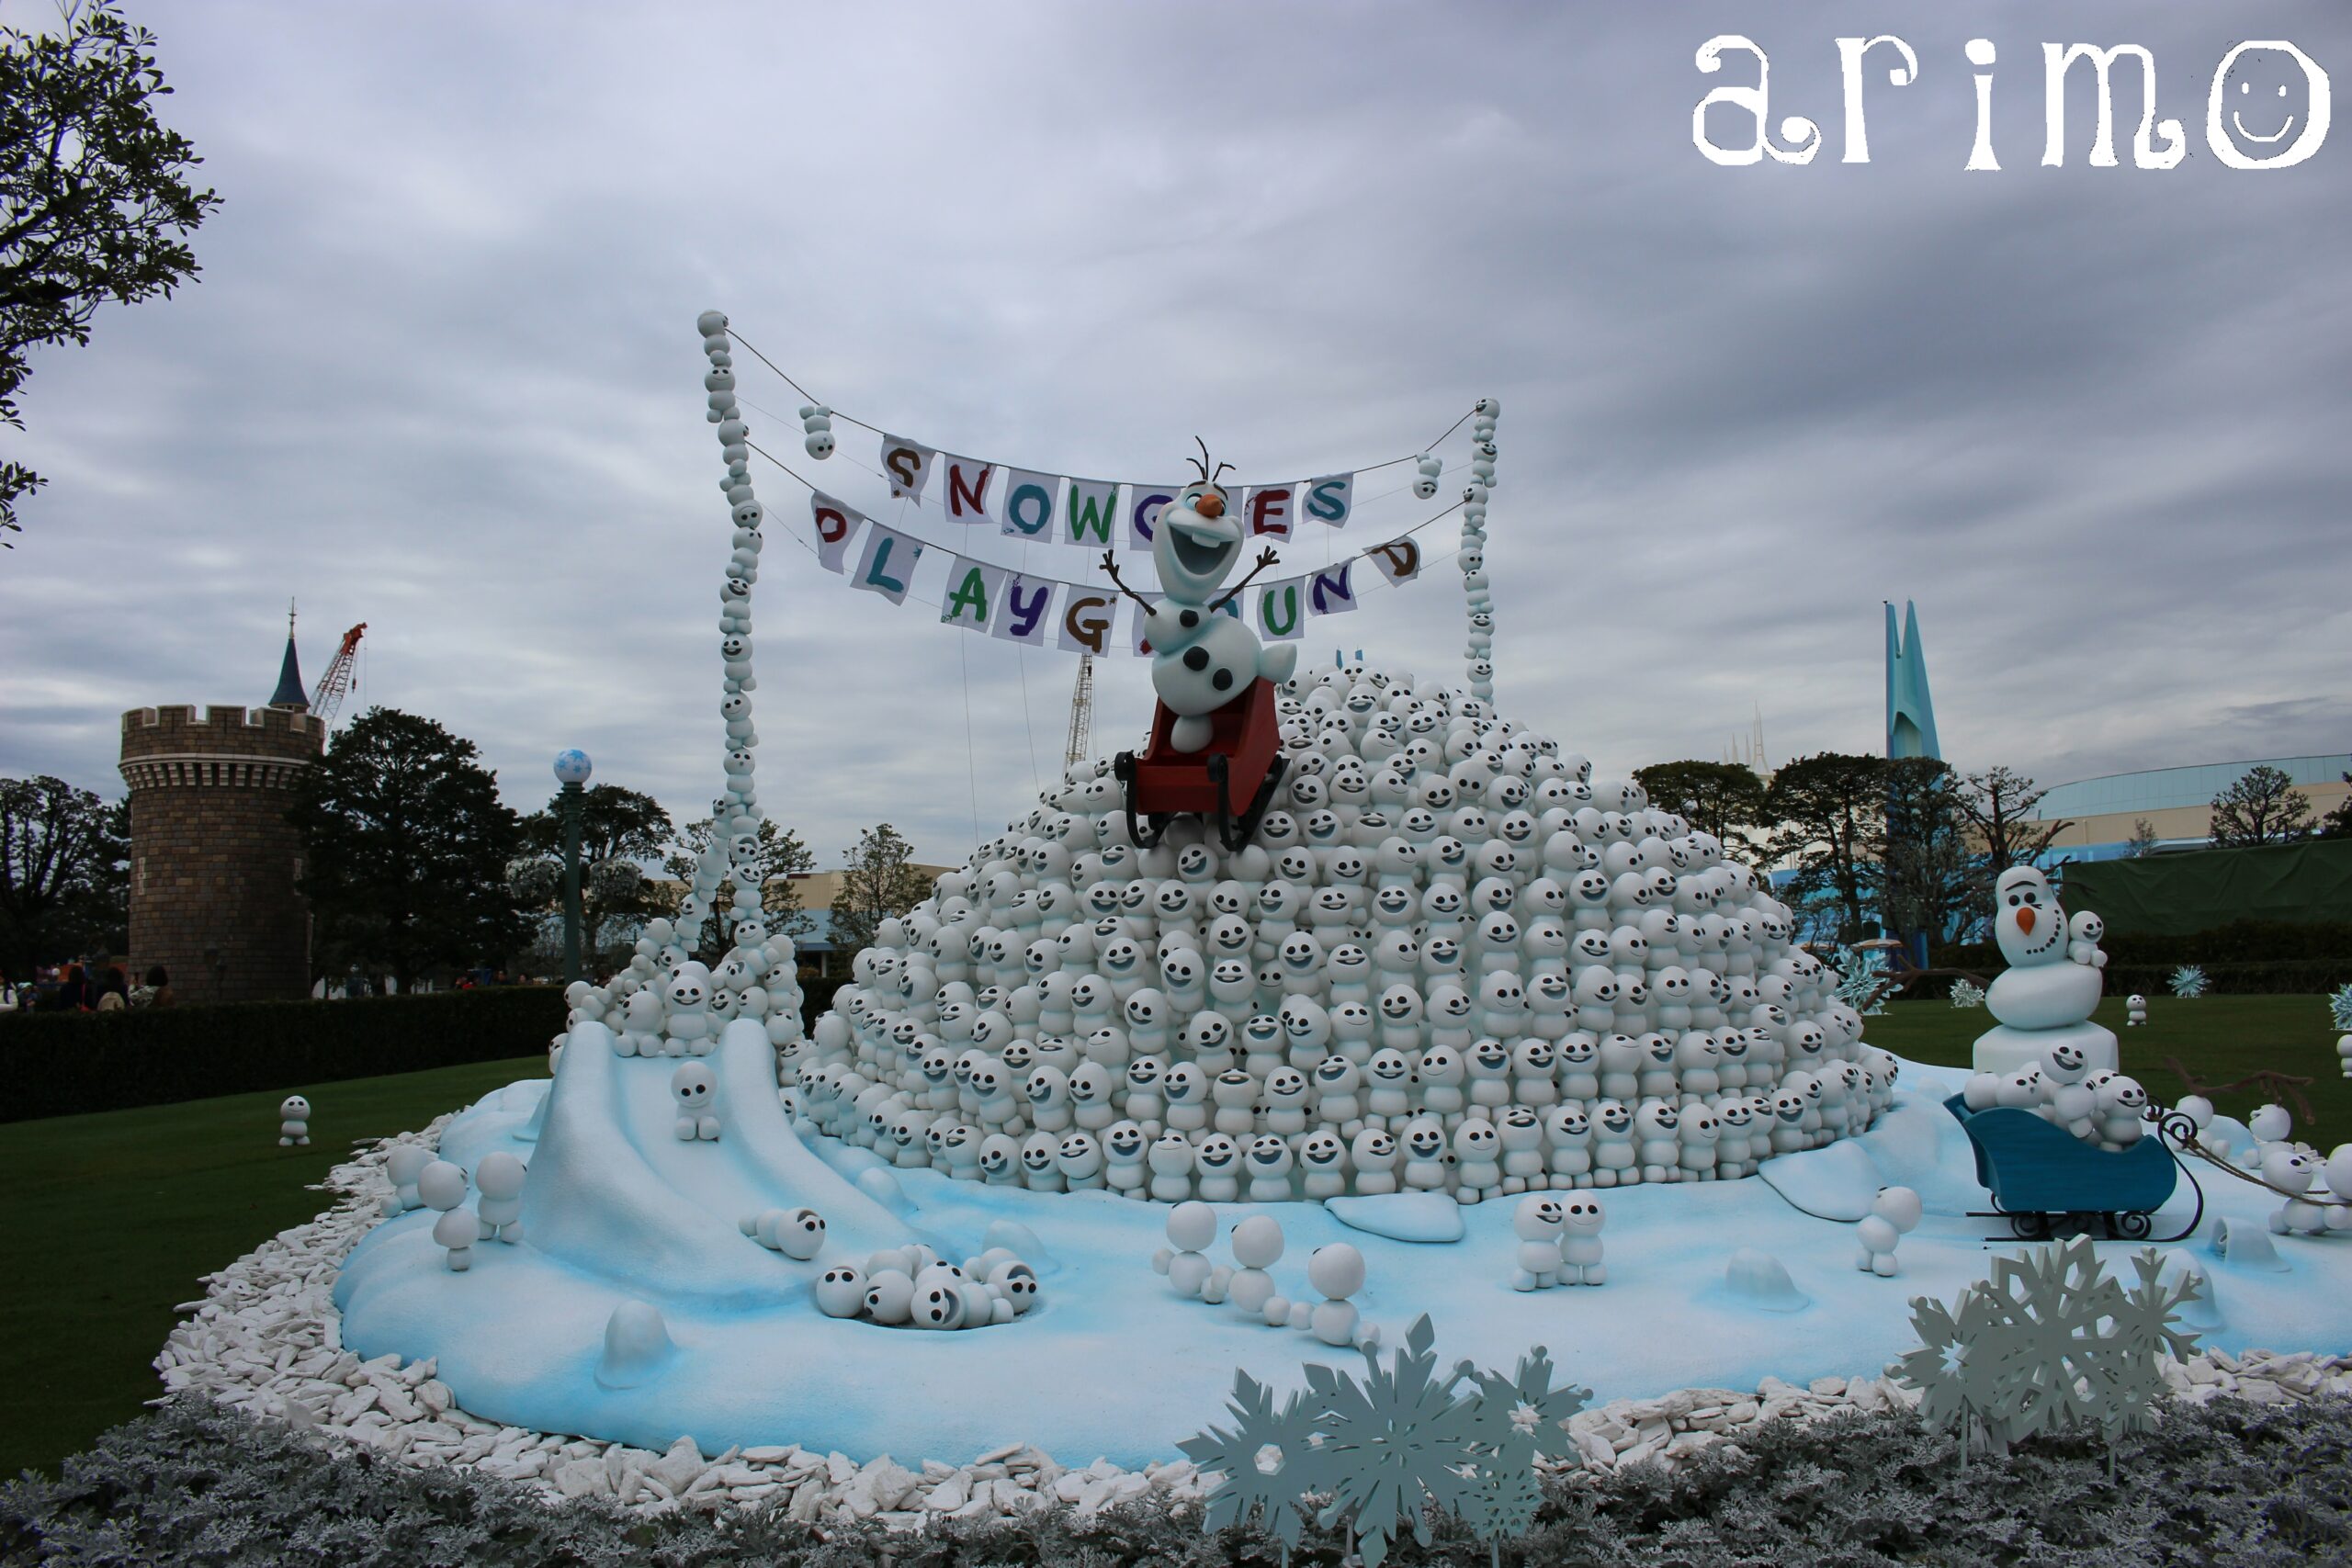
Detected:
[
  {"left": 417, "top": 1160, "right": 469, "bottom": 1213},
  {"left": 1230, "top": 1214, "right": 1284, "bottom": 1270}
]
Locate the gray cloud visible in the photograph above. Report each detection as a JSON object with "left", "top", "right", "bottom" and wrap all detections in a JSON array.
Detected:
[{"left": 3, "top": 0, "right": 2346, "bottom": 863}]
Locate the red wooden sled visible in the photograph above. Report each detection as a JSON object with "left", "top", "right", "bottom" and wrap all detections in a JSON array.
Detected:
[{"left": 1113, "top": 680, "right": 1288, "bottom": 852}]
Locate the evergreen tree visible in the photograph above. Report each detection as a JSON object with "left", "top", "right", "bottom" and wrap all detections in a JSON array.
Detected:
[
  {"left": 1763, "top": 752, "right": 1886, "bottom": 944},
  {"left": 830, "top": 823, "right": 930, "bottom": 961},
  {"left": 0, "top": 773, "right": 126, "bottom": 971},
  {"left": 2, "top": 1, "right": 221, "bottom": 546},
  {"left": 1872, "top": 757, "right": 1973, "bottom": 952},
  {"left": 1631, "top": 760, "right": 1769, "bottom": 862},
  {"left": 285, "top": 707, "right": 527, "bottom": 987},
  {"left": 2208, "top": 764, "right": 2313, "bottom": 848}
]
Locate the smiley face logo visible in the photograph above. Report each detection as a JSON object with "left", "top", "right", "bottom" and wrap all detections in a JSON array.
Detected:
[{"left": 2207, "top": 41, "right": 2332, "bottom": 169}]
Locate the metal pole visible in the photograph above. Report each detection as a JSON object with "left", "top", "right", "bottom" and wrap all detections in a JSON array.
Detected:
[{"left": 560, "top": 780, "right": 584, "bottom": 985}]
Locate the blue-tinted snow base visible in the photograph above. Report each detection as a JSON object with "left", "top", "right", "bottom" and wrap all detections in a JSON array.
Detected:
[{"left": 333, "top": 1024, "right": 2352, "bottom": 1469}]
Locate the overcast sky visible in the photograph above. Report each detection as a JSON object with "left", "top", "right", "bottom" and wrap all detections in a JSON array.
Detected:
[{"left": 4, "top": 2, "right": 2347, "bottom": 865}]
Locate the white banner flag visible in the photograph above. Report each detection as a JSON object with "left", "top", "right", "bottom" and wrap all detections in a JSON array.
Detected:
[
  {"left": 1364, "top": 536, "right": 1422, "bottom": 584},
  {"left": 1242, "top": 482, "right": 1295, "bottom": 540},
  {"left": 939, "top": 555, "right": 1008, "bottom": 632},
  {"left": 1063, "top": 479, "right": 1120, "bottom": 549},
  {"left": 877, "top": 434, "right": 936, "bottom": 502},
  {"left": 990, "top": 576, "right": 1055, "bottom": 648},
  {"left": 937, "top": 455, "right": 996, "bottom": 525},
  {"left": 999, "top": 469, "right": 1059, "bottom": 542},
  {"left": 1303, "top": 472, "right": 1354, "bottom": 528},
  {"left": 852, "top": 522, "right": 923, "bottom": 605},
  {"left": 1307, "top": 561, "right": 1359, "bottom": 616},
  {"left": 1125, "top": 482, "right": 1179, "bottom": 554},
  {"left": 1255, "top": 576, "right": 1307, "bottom": 641},
  {"left": 809, "top": 491, "right": 865, "bottom": 574},
  {"left": 1056, "top": 583, "right": 1118, "bottom": 657}
]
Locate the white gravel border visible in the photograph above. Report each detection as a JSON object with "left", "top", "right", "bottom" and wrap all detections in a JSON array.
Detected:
[{"left": 155, "top": 1122, "right": 2352, "bottom": 1523}]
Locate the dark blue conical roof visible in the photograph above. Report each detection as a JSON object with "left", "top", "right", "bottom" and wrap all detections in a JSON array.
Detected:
[{"left": 268, "top": 630, "right": 308, "bottom": 710}]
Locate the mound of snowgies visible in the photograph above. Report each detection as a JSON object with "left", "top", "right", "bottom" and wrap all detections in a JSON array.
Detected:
[{"left": 770, "top": 662, "right": 1895, "bottom": 1207}]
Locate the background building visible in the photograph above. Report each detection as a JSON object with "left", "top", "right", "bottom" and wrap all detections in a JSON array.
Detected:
[
  {"left": 2031, "top": 755, "right": 2351, "bottom": 860},
  {"left": 117, "top": 626, "right": 322, "bottom": 1003}
]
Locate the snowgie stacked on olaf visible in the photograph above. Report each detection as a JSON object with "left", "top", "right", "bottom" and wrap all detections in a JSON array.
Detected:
[
  {"left": 1970, "top": 866, "right": 2117, "bottom": 1078},
  {"left": 787, "top": 651, "right": 1894, "bottom": 1205}
]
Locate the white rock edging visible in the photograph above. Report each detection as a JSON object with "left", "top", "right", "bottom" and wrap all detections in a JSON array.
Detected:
[{"left": 157, "top": 1126, "right": 2352, "bottom": 1523}]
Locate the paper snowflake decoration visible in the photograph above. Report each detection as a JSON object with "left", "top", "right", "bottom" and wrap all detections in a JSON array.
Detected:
[
  {"left": 2169, "top": 964, "right": 2209, "bottom": 998},
  {"left": 2329, "top": 982, "right": 2352, "bottom": 1033},
  {"left": 1949, "top": 978, "right": 1985, "bottom": 1010},
  {"left": 1832, "top": 947, "right": 1892, "bottom": 1015},
  {"left": 1892, "top": 1237, "right": 2199, "bottom": 1471},
  {"left": 1180, "top": 1316, "right": 1588, "bottom": 1568},
  {"left": 1175, "top": 1371, "right": 1331, "bottom": 1557}
]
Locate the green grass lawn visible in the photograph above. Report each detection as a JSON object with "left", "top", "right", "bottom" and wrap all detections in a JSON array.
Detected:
[
  {"left": 0, "top": 1055, "right": 545, "bottom": 1482},
  {"left": 1868, "top": 992, "right": 2350, "bottom": 1136}
]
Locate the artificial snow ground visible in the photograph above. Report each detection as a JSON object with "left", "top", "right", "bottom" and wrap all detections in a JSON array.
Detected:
[{"left": 334, "top": 1026, "right": 2345, "bottom": 1470}]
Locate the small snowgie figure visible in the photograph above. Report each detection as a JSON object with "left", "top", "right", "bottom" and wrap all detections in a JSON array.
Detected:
[
  {"left": 1559, "top": 1195, "right": 1607, "bottom": 1285},
  {"left": 1511, "top": 1194, "right": 1565, "bottom": 1291},
  {"left": 1098, "top": 442, "right": 1298, "bottom": 753},
  {"left": 277, "top": 1094, "right": 311, "bottom": 1146},
  {"left": 475, "top": 1152, "right": 526, "bottom": 1244},
  {"left": 671, "top": 1061, "right": 720, "bottom": 1140},
  {"left": 1853, "top": 1185, "right": 1921, "bottom": 1277}
]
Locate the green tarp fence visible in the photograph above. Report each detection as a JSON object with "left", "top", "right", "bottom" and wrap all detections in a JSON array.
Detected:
[{"left": 2060, "top": 839, "right": 2352, "bottom": 936}]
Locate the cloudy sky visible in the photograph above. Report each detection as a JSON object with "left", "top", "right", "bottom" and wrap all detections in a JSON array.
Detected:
[{"left": 4, "top": 1, "right": 2346, "bottom": 866}]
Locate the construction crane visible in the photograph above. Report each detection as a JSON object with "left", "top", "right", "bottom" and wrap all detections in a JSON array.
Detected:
[
  {"left": 310, "top": 623, "right": 367, "bottom": 726},
  {"left": 1064, "top": 653, "right": 1094, "bottom": 775}
]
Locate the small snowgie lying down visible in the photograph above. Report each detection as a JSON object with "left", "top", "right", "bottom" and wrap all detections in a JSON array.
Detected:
[
  {"left": 1946, "top": 1093, "right": 2183, "bottom": 1241},
  {"left": 1102, "top": 442, "right": 1296, "bottom": 851}
]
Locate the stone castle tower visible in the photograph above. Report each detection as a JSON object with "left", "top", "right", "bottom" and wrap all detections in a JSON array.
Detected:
[{"left": 118, "top": 623, "right": 324, "bottom": 1003}]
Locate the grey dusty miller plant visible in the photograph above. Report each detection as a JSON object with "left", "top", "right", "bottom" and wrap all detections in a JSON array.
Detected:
[
  {"left": 1894, "top": 1236, "right": 2200, "bottom": 1476},
  {"left": 1178, "top": 1313, "right": 1589, "bottom": 1567}
]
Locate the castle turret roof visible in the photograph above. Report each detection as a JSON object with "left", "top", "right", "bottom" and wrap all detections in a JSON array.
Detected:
[{"left": 268, "top": 630, "right": 308, "bottom": 711}]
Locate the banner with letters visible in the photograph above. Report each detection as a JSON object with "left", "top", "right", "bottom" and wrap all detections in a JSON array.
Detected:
[{"left": 804, "top": 490, "right": 1447, "bottom": 658}]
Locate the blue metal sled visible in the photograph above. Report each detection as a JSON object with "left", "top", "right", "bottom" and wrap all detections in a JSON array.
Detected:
[{"left": 1944, "top": 1094, "right": 2183, "bottom": 1241}]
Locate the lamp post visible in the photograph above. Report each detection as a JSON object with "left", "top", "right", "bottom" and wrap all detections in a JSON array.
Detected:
[{"left": 553, "top": 750, "right": 594, "bottom": 985}]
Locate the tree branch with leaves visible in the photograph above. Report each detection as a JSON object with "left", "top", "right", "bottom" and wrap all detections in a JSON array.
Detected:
[{"left": 2, "top": 0, "right": 220, "bottom": 547}]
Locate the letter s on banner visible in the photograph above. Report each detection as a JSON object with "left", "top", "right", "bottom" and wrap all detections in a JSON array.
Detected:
[
  {"left": 1304, "top": 473, "right": 1354, "bottom": 527},
  {"left": 879, "top": 434, "right": 936, "bottom": 501},
  {"left": 810, "top": 491, "right": 865, "bottom": 573}
]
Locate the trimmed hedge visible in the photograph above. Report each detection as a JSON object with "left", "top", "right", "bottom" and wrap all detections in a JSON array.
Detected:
[
  {"left": 1923, "top": 919, "right": 2352, "bottom": 998},
  {"left": 0, "top": 987, "right": 563, "bottom": 1122}
]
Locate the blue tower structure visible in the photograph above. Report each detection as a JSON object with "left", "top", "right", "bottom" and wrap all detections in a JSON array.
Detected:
[
  {"left": 1884, "top": 600, "right": 1940, "bottom": 967},
  {"left": 1885, "top": 600, "right": 1939, "bottom": 761}
]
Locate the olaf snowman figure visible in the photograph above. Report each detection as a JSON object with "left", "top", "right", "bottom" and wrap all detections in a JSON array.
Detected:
[
  {"left": 1098, "top": 441, "right": 1297, "bottom": 753},
  {"left": 1973, "top": 866, "right": 2116, "bottom": 1077}
]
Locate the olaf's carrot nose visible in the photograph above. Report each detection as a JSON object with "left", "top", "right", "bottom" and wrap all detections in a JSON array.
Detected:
[
  {"left": 2017, "top": 908, "right": 2035, "bottom": 935},
  {"left": 1193, "top": 491, "right": 1225, "bottom": 520}
]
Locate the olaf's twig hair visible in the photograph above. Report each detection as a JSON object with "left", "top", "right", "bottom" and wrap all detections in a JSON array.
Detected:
[{"left": 1188, "top": 437, "right": 1235, "bottom": 487}]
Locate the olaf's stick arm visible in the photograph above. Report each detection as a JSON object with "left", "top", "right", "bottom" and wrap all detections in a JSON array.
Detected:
[
  {"left": 1099, "top": 550, "right": 1156, "bottom": 610},
  {"left": 1212, "top": 547, "right": 1282, "bottom": 612}
]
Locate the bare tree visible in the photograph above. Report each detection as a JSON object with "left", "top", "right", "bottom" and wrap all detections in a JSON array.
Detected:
[{"left": 1955, "top": 766, "right": 2071, "bottom": 882}]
